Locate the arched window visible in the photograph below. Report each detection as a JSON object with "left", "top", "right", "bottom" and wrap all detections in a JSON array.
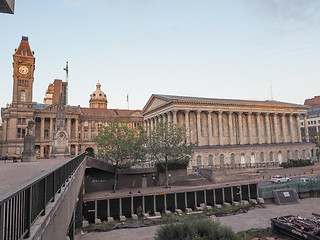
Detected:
[
  {"left": 196, "top": 155, "right": 202, "bottom": 166},
  {"left": 20, "top": 91, "right": 26, "bottom": 102},
  {"left": 270, "top": 152, "right": 274, "bottom": 162},
  {"left": 260, "top": 152, "right": 264, "bottom": 162},
  {"left": 219, "top": 154, "right": 224, "bottom": 166},
  {"left": 240, "top": 153, "right": 245, "bottom": 165},
  {"left": 250, "top": 153, "right": 255, "bottom": 164},
  {"left": 278, "top": 151, "right": 282, "bottom": 164},
  {"left": 208, "top": 155, "right": 213, "bottom": 166},
  {"left": 287, "top": 150, "right": 290, "bottom": 160},
  {"left": 230, "top": 153, "right": 235, "bottom": 165},
  {"left": 302, "top": 150, "right": 306, "bottom": 159},
  {"left": 294, "top": 150, "right": 299, "bottom": 159}
]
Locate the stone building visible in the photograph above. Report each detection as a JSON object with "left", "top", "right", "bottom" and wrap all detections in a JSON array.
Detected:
[
  {"left": 301, "top": 96, "right": 320, "bottom": 144},
  {"left": 0, "top": 36, "right": 143, "bottom": 158},
  {"left": 142, "top": 94, "right": 316, "bottom": 168}
]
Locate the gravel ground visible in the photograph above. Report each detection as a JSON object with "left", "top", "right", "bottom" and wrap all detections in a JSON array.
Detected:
[{"left": 75, "top": 197, "right": 320, "bottom": 240}]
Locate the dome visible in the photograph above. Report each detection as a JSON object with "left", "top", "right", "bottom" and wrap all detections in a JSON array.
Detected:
[{"left": 89, "top": 81, "right": 108, "bottom": 108}]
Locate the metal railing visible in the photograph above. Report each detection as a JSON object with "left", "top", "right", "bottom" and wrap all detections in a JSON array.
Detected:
[
  {"left": 195, "top": 162, "right": 281, "bottom": 170},
  {"left": 0, "top": 152, "right": 86, "bottom": 240}
]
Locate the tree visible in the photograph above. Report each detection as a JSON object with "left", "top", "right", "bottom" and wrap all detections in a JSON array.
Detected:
[
  {"left": 93, "top": 121, "right": 146, "bottom": 192},
  {"left": 146, "top": 121, "right": 194, "bottom": 188}
]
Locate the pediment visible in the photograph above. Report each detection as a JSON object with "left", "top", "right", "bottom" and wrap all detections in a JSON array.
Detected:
[
  {"left": 142, "top": 95, "right": 171, "bottom": 114},
  {"left": 38, "top": 103, "right": 58, "bottom": 113},
  {"left": 130, "top": 111, "right": 142, "bottom": 117}
]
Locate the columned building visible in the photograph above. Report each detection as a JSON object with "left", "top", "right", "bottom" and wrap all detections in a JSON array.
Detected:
[
  {"left": 0, "top": 36, "right": 143, "bottom": 158},
  {"left": 142, "top": 94, "right": 315, "bottom": 168}
]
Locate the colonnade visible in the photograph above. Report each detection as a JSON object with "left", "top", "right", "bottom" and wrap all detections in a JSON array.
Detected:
[{"left": 144, "top": 109, "right": 310, "bottom": 146}]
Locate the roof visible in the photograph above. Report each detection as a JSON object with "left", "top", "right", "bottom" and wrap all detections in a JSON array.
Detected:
[
  {"left": 154, "top": 94, "right": 305, "bottom": 107},
  {"left": 14, "top": 36, "right": 34, "bottom": 58},
  {"left": 32, "top": 103, "right": 50, "bottom": 110},
  {"left": 80, "top": 108, "right": 142, "bottom": 117}
]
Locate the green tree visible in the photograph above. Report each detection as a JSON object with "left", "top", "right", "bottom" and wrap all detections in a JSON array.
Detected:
[
  {"left": 146, "top": 121, "right": 194, "bottom": 188},
  {"left": 93, "top": 121, "right": 146, "bottom": 192}
]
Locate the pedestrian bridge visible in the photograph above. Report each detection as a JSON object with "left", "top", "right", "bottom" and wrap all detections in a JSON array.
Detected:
[{"left": 0, "top": 153, "right": 86, "bottom": 240}]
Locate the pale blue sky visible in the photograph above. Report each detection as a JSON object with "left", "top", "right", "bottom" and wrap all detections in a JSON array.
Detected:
[{"left": 1, "top": 0, "right": 320, "bottom": 113}]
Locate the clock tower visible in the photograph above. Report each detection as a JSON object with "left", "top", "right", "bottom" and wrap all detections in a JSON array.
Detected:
[{"left": 12, "top": 36, "right": 35, "bottom": 108}]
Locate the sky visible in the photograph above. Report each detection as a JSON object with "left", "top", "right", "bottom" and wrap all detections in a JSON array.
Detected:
[{"left": 1, "top": 0, "right": 320, "bottom": 114}]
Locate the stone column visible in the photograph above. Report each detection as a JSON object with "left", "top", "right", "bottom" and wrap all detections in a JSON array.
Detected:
[
  {"left": 2, "top": 118, "right": 7, "bottom": 142},
  {"left": 95, "top": 122, "right": 98, "bottom": 135},
  {"left": 173, "top": 110, "right": 177, "bottom": 125},
  {"left": 228, "top": 112, "right": 234, "bottom": 145},
  {"left": 49, "top": 118, "right": 53, "bottom": 139},
  {"left": 40, "top": 117, "right": 45, "bottom": 141},
  {"left": 256, "top": 113, "right": 262, "bottom": 144},
  {"left": 88, "top": 121, "right": 92, "bottom": 139},
  {"left": 289, "top": 114, "right": 296, "bottom": 142},
  {"left": 67, "top": 118, "right": 71, "bottom": 139},
  {"left": 207, "top": 111, "right": 213, "bottom": 146},
  {"left": 273, "top": 114, "right": 280, "bottom": 143},
  {"left": 218, "top": 111, "right": 224, "bottom": 145},
  {"left": 75, "top": 144, "right": 79, "bottom": 155},
  {"left": 40, "top": 145, "right": 44, "bottom": 158},
  {"left": 168, "top": 112, "right": 172, "bottom": 123},
  {"left": 75, "top": 119, "right": 79, "bottom": 140},
  {"left": 196, "top": 110, "right": 201, "bottom": 146},
  {"left": 81, "top": 121, "right": 84, "bottom": 140},
  {"left": 150, "top": 118, "right": 154, "bottom": 131},
  {"left": 296, "top": 114, "right": 302, "bottom": 142},
  {"left": 238, "top": 112, "right": 243, "bottom": 145},
  {"left": 304, "top": 115, "right": 310, "bottom": 142},
  {"left": 185, "top": 110, "right": 190, "bottom": 144},
  {"left": 247, "top": 112, "right": 253, "bottom": 144},
  {"left": 265, "top": 113, "right": 271, "bottom": 144},
  {"left": 281, "top": 114, "right": 288, "bottom": 142}
]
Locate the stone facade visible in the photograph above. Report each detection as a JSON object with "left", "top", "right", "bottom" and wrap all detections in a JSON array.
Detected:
[
  {"left": 142, "top": 94, "right": 316, "bottom": 168},
  {"left": 0, "top": 36, "right": 143, "bottom": 158}
]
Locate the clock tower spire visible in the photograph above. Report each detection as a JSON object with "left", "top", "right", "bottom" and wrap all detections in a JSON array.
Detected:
[{"left": 12, "top": 36, "right": 35, "bottom": 108}]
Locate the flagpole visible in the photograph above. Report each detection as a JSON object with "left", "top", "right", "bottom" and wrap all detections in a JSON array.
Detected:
[{"left": 127, "top": 93, "right": 129, "bottom": 110}]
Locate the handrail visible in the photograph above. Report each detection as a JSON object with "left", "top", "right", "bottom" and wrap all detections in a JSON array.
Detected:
[{"left": 0, "top": 152, "right": 86, "bottom": 240}]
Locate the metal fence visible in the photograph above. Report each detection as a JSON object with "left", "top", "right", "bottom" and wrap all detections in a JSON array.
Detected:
[
  {"left": 0, "top": 152, "right": 86, "bottom": 240},
  {"left": 258, "top": 175, "right": 320, "bottom": 199}
]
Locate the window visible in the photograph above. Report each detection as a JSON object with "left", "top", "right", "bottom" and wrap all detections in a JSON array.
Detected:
[
  {"left": 17, "top": 128, "right": 26, "bottom": 138},
  {"left": 44, "top": 129, "right": 49, "bottom": 138},
  {"left": 270, "top": 152, "right": 274, "bottom": 162},
  {"left": 98, "top": 122, "right": 102, "bottom": 127},
  {"left": 287, "top": 150, "right": 290, "bottom": 160},
  {"left": 196, "top": 155, "right": 202, "bottom": 166},
  {"left": 294, "top": 150, "right": 298, "bottom": 159},
  {"left": 220, "top": 154, "right": 224, "bottom": 166},
  {"left": 92, "top": 121, "right": 95, "bottom": 127},
  {"left": 91, "top": 129, "right": 95, "bottom": 138},
  {"left": 84, "top": 121, "right": 88, "bottom": 127},
  {"left": 230, "top": 153, "right": 235, "bottom": 165},
  {"left": 200, "top": 119, "right": 203, "bottom": 136},
  {"left": 17, "top": 118, "right": 26, "bottom": 124},
  {"left": 208, "top": 155, "right": 213, "bottom": 166},
  {"left": 84, "top": 130, "right": 88, "bottom": 139},
  {"left": 251, "top": 153, "right": 255, "bottom": 164},
  {"left": 302, "top": 150, "right": 306, "bottom": 159},
  {"left": 260, "top": 152, "right": 264, "bottom": 162},
  {"left": 240, "top": 153, "right": 245, "bottom": 165},
  {"left": 20, "top": 91, "right": 26, "bottom": 102}
]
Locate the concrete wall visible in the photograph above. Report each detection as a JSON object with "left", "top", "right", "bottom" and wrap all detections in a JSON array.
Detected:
[{"left": 28, "top": 158, "right": 86, "bottom": 240}]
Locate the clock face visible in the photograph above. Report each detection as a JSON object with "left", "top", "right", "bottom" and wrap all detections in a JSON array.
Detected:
[{"left": 19, "top": 66, "right": 29, "bottom": 75}]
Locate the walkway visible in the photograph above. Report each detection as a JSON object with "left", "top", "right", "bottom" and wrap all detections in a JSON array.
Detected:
[{"left": 0, "top": 158, "right": 69, "bottom": 198}]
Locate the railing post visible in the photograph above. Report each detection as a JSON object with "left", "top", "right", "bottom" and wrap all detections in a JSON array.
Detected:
[
  {"left": 0, "top": 203, "right": 4, "bottom": 240},
  {"left": 24, "top": 187, "right": 32, "bottom": 238},
  {"left": 42, "top": 178, "right": 47, "bottom": 216},
  {"left": 52, "top": 172, "right": 56, "bottom": 202}
]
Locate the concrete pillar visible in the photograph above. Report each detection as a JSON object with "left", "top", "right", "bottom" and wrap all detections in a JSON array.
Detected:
[
  {"left": 228, "top": 112, "right": 234, "bottom": 145},
  {"left": 67, "top": 118, "right": 71, "bottom": 139},
  {"left": 95, "top": 200, "right": 98, "bottom": 220},
  {"left": 119, "top": 198, "right": 122, "bottom": 216},
  {"left": 238, "top": 112, "right": 243, "bottom": 145},
  {"left": 265, "top": 113, "right": 271, "bottom": 144},
  {"left": 174, "top": 193, "right": 177, "bottom": 209},
  {"left": 131, "top": 197, "right": 134, "bottom": 214},
  {"left": 304, "top": 115, "right": 310, "bottom": 142},
  {"left": 247, "top": 113, "right": 253, "bottom": 144},
  {"left": 273, "top": 114, "right": 280, "bottom": 143},
  {"left": 194, "top": 192, "right": 197, "bottom": 208},
  {"left": 204, "top": 190, "right": 207, "bottom": 205},
  {"left": 107, "top": 199, "right": 110, "bottom": 217},
  {"left": 207, "top": 111, "right": 213, "bottom": 146},
  {"left": 281, "top": 114, "right": 288, "bottom": 142},
  {"left": 185, "top": 192, "right": 188, "bottom": 209},
  {"left": 256, "top": 113, "right": 262, "bottom": 144},
  {"left": 213, "top": 189, "right": 216, "bottom": 205},
  {"left": 164, "top": 194, "right": 167, "bottom": 210},
  {"left": 289, "top": 114, "right": 296, "bottom": 142},
  {"left": 196, "top": 110, "right": 201, "bottom": 145},
  {"left": 296, "top": 114, "right": 302, "bottom": 142},
  {"left": 142, "top": 196, "right": 145, "bottom": 213},
  {"left": 218, "top": 111, "right": 224, "bottom": 145},
  {"left": 173, "top": 110, "right": 177, "bottom": 125},
  {"left": 40, "top": 117, "right": 45, "bottom": 141},
  {"left": 185, "top": 110, "right": 190, "bottom": 144},
  {"left": 49, "top": 118, "right": 53, "bottom": 139},
  {"left": 153, "top": 195, "right": 157, "bottom": 213}
]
